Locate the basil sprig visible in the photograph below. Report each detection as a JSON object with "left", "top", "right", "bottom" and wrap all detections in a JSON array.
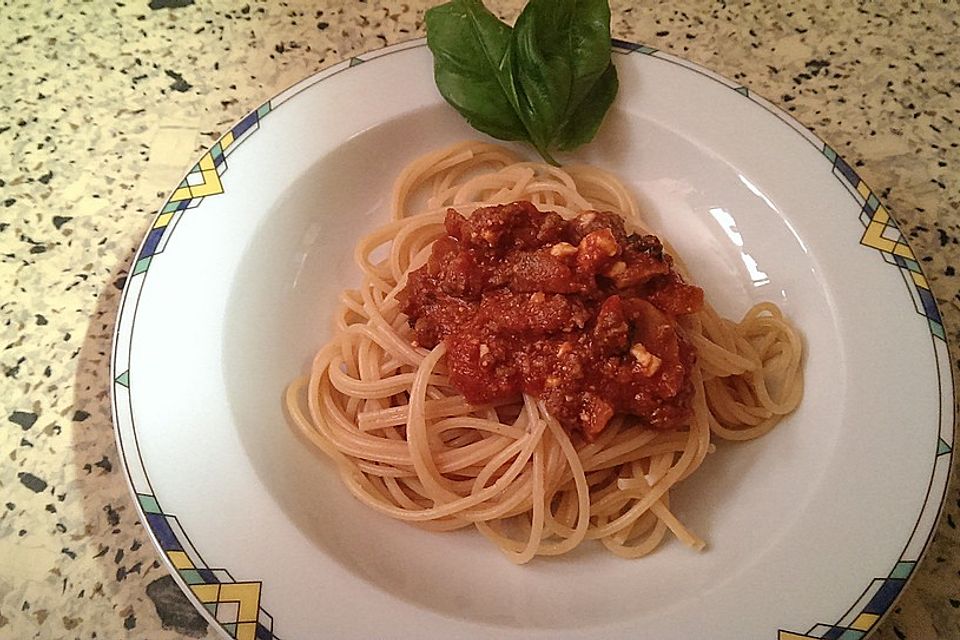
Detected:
[{"left": 425, "top": 0, "right": 619, "bottom": 165}]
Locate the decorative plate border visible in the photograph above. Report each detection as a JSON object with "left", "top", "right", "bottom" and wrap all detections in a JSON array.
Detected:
[{"left": 110, "top": 38, "right": 955, "bottom": 640}]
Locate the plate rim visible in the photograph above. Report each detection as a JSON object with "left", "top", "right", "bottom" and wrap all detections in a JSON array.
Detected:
[{"left": 109, "top": 36, "right": 956, "bottom": 640}]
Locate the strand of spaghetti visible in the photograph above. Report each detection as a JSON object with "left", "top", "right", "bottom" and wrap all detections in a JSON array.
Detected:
[
  {"left": 498, "top": 432, "right": 547, "bottom": 564},
  {"left": 623, "top": 465, "right": 706, "bottom": 551},
  {"left": 318, "top": 400, "right": 414, "bottom": 466},
  {"left": 285, "top": 376, "right": 347, "bottom": 462},
  {"left": 512, "top": 162, "right": 580, "bottom": 190},
  {"left": 338, "top": 409, "right": 546, "bottom": 522},
  {"left": 404, "top": 343, "right": 463, "bottom": 503},
  {"left": 707, "top": 305, "right": 757, "bottom": 348},
  {"left": 566, "top": 165, "right": 636, "bottom": 220},
  {"left": 310, "top": 383, "right": 420, "bottom": 509},
  {"left": 357, "top": 396, "right": 483, "bottom": 429},
  {"left": 383, "top": 250, "right": 434, "bottom": 310},
  {"left": 389, "top": 222, "right": 445, "bottom": 280},
  {"left": 607, "top": 505, "right": 666, "bottom": 555},
  {"left": 430, "top": 150, "right": 520, "bottom": 197},
  {"left": 337, "top": 290, "right": 367, "bottom": 325},
  {"left": 430, "top": 152, "right": 521, "bottom": 207},
  {"left": 347, "top": 316, "right": 423, "bottom": 365},
  {"left": 592, "top": 442, "right": 690, "bottom": 473},
  {"left": 491, "top": 167, "right": 536, "bottom": 202},
  {"left": 353, "top": 218, "right": 418, "bottom": 293},
  {"left": 355, "top": 212, "right": 444, "bottom": 278},
  {"left": 359, "top": 289, "right": 426, "bottom": 367},
  {"left": 458, "top": 397, "right": 548, "bottom": 521},
  {"left": 431, "top": 416, "right": 527, "bottom": 440},
  {"left": 531, "top": 407, "right": 591, "bottom": 555},
  {"left": 479, "top": 423, "right": 589, "bottom": 553},
  {"left": 327, "top": 360, "right": 447, "bottom": 399},
  {"left": 690, "top": 331, "right": 757, "bottom": 375},
  {"left": 683, "top": 367, "right": 714, "bottom": 479},
  {"left": 355, "top": 210, "right": 445, "bottom": 272},
  {"left": 586, "top": 421, "right": 700, "bottom": 540},
  {"left": 581, "top": 429, "right": 688, "bottom": 472},
  {"left": 705, "top": 379, "right": 767, "bottom": 426},
  {"left": 383, "top": 475, "right": 434, "bottom": 511},
  {"left": 579, "top": 429, "right": 662, "bottom": 471},
  {"left": 357, "top": 339, "right": 388, "bottom": 415},
  {"left": 750, "top": 341, "right": 804, "bottom": 413},
  {"left": 435, "top": 435, "right": 517, "bottom": 475},
  {"left": 354, "top": 460, "right": 414, "bottom": 479},
  {"left": 314, "top": 373, "right": 424, "bottom": 467},
  {"left": 391, "top": 142, "right": 489, "bottom": 219}
]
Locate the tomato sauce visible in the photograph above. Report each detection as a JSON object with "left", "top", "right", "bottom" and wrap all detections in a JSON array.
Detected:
[{"left": 398, "top": 201, "right": 704, "bottom": 439}]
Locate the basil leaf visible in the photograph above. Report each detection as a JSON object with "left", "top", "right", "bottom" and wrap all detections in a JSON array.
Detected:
[
  {"left": 425, "top": 0, "right": 527, "bottom": 141},
  {"left": 555, "top": 61, "right": 618, "bottom": 151},
  {"left": 511, "top": 0, "right": 613, "bottom": 151},
  {"left": 425, "top": 0, "right": 619, "bottom": 164}
]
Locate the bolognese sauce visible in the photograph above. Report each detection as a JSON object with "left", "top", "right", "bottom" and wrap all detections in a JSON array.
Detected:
[{"left": 398, "top": 201, "right": 704, "bottom": 439}]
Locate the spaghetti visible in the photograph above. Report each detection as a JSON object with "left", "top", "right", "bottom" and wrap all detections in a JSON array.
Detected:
[{"left": 285, "top": 141, "right": 803, "bottom": 563}]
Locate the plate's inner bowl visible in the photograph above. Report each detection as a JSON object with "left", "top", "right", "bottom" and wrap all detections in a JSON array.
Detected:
[{"left": 220, "top": 103, "right": 842, "bottom": 628}]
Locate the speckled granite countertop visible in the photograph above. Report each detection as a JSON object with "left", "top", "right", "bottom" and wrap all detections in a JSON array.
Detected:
[{"left": 1, "top": 1, "right": 957, "bottom": 638}]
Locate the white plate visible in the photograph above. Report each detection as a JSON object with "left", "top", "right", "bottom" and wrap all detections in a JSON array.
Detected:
[{"left": 111, "top": 39, "right": 954, "bottom": 640}]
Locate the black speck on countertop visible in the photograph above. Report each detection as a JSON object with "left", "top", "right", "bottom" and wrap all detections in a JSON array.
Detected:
[
  {"left": 9, "top": 411, "right": 38, "bottom": 430},
  {"left": 18, "top": 472, "right": 48, "bottom": 493},
  {"left": 148, "top": 0, "right": 194, "bottom": 9},
  {"left": 103, "top": 504, "right": 121, "bottom": 527},
  {"left": 164, "top": 69, "right": 193, "bottom": 92},
  {"left": 146, "top": 576, "right": 208, "bottom": 638}
]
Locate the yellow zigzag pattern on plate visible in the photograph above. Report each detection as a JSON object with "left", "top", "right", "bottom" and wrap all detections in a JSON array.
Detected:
[
  {"left": 169, "top": 151, "right": 225, "bottom": 202},
  {"left": 779, "top": 610, "right": 880, "bottom": 639},
  {"left": 860, "top": 205, "right": 929, "bottom": 290},
  {"left": 166, "top": 549, "right": 262, "bottom": 640}
]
